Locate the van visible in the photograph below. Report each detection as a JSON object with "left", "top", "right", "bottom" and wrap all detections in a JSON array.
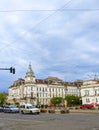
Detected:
[{"left": 20, "top": 103, "right": 40, "bottom": 114}]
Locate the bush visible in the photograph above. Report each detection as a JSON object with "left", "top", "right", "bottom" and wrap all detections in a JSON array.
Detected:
[
  {"left": 75, "top": 107, "right": 79, "bottom": 110},
  {"left": 40, "top": 109, "right": 47, "bottom": 113},
  {"left": 48, "top": 109, "right": 55, "bottom": 113},
  {"left": 60, "top": 109, "right": 69, "bottom": 114},
  {"left": 44, "top": 104, "right": 48, "bottom": 108},
  {"left": 40, "top": 105, "right": 44, "bottom": 108}
]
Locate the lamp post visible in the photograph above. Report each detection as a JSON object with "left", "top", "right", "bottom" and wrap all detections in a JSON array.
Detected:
[
  {"left": 64, "top": 85, "right": 67, "bottom": 108},
  {"left": 65, "top": 85, "right": 67, "bottom": 98}
]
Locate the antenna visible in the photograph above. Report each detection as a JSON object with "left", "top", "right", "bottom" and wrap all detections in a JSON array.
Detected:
[{"left": 87, "top": 74, "right": 98, "bottom": 80}]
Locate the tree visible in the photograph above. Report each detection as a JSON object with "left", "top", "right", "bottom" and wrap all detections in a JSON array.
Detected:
[
  {"left": 65, "top": 95, "right": 81, "bottom": 107},
  {"left": 50, "top": 97, "right": 63, "bottom": 106},
  {"left": 0, "top": 93, "right": 7, "bottom": 106}
]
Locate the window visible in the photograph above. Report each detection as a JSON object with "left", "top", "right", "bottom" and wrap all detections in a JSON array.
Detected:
[
  {"left": 40, "top": 93, "right": 42, "bottom": 97},
  {"left": 20, "top": 105, "right": 25, "bottom": 108},
  {"left": 31, "top": 92, "right": 33, "bottom": 97},
  {"left": 96, "top": 98, "right": 98, "bottom": 102},
  {"left": 53, "top": 88, "right": 54, "bottom": 92},
  {"left": 43, "top": 88, "right": 44, "bottom": 92},
  {"left": 86, "top": 98, "right": 90, "bottom": 103},
  {"left": 94, "top": 89, "right": 99, "bottom": 95},
  {"left": 95, "top": 90, "right": 97, "bottom": 96},
  {"left": 85, "top": 90, "right": 89, "bottom": 96}
]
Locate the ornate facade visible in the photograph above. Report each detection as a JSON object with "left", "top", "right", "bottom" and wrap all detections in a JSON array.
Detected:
[
  {"left": 81, "top": 80, "right": 99, "bottom": 105},
  {"left": 8, "top": 64, "right": 81, "bottom": 105}
]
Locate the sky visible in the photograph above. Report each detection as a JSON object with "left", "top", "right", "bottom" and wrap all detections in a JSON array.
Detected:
[{"left": 0, "top": 0, "right": 99, "bottom": 92}]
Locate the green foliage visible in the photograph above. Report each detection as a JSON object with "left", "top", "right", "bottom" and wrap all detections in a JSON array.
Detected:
[
  {"left": 15, "top": 102, "right": 20, "bottom": 107},
  {"left": 65, "top": 95, "right": 81, "bottom": 107},
  {"left": 0, "top": 93, "right": 7, "bottom": 106},
  {"left": 51, "top": 97, "right": 63, "bottom": 106}
]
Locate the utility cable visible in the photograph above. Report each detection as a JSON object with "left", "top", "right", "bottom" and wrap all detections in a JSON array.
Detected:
[
  {"left": 0, "top": 0, "right": 73, "bottom": 52},
  {"left": 0, "top": 9, "right": 98, "bottom": 13}
]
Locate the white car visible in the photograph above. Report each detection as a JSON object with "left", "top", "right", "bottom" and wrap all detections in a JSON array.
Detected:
[{"left": 20, "top": 104, "right": 40, "bottom": 114}]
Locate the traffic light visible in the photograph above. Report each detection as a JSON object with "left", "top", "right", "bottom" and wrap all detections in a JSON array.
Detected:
[
  {"left": 10, "top": 67, "right": 15, "bottom": 74},
  {"left": 12, "top": 68, "right": 15, "bottom": 74},
  {"left": 10, "top": 67, "right": 13, "bottom": 73}
]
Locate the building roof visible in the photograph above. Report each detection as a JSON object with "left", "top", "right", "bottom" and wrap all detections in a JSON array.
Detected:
[
  {"left": 9, "top": 78, "right": 25, "bottom": 88},
  {"left": 64, "top": 82, "right": 75, "bottom": 86},
  {"left": 44, "top": 76, "right": 63, "bottom": 81},
  {"left": 36, "top": 79, "right": 46, "bottom": 84}
]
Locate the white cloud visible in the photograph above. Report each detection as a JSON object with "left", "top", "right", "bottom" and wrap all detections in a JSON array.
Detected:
[
  {"left": 0, "top": 0, "right": 99, "bottom": 92},
  {"left": 48, "top": 71, "right": 66, "bottom": 81},
  {"left": 6, "top": 14, "right": 20, "bottom": 24}
]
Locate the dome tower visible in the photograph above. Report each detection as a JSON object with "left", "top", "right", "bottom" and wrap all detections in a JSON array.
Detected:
[{"left": 25, "top": 64, "right": 36, "bottom": 83}]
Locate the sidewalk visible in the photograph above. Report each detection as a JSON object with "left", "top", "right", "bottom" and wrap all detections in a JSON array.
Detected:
[
  {"left": 40, "top": 107, "right": 99, "bottom": 114},
  {"left": 70, "top": 109, "right": 99, "bottom": 114}
]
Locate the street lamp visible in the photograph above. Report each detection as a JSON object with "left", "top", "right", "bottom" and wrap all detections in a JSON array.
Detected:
[
  {"left": 64, "top": 85, "right": 67, "bottom": 108},
  {"left": 64, "top": 86, "right": 67, "bottom": 98}
]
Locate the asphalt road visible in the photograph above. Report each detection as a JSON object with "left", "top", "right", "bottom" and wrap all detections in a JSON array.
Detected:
[{"left": 0, "top": 112, "right": 99, "bottom": 130}]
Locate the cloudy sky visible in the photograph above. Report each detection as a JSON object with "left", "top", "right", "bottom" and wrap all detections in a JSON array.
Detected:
[{"left": 0, "top": 0, "right": 99, "bottom": 92}]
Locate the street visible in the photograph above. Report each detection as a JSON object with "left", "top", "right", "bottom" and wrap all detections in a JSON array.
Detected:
[{"left": 0, "top": 112, "right": 99, "bottom": 130}]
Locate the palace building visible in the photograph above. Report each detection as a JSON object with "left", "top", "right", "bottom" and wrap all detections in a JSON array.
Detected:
[{"left": 8, "top": 64, "right": 81, "bottom": 106}]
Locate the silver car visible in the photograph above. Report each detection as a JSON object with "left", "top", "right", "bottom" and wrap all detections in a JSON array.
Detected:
[
  {"left": 3, "top": 105, "right": 19, "bottom": 113},
  {"left": 0, "top": 107, "right": 3, "bottom": 112}
]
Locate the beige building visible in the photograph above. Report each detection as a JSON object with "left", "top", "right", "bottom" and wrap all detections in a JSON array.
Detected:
[
  {"left": 8, "top": 64, "right": 81, "bottom": 106},
  {"left": 81, "top": 79, "right": 99, "bottom": 105}
]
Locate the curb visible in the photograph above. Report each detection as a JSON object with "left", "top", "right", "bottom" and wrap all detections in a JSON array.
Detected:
[{"left": 70, "top": 110, "right": 99, "bottom": 114}]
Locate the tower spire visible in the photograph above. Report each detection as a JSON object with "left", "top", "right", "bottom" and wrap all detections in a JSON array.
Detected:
[
  {"left": 25, "top": 64, "right": 36, "bottom": 83},
  {"left": 26, "top": 64, "right": 35, "bottom": 77}
]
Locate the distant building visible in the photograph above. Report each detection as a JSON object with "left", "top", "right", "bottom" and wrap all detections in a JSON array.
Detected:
[
  {"left": 81, "top": 80, "right": 99, "bottom": 105},
  {"left": 8, "top": 64, "right": 81, "bottom": 105},
  {"left": 65, "top": 82, "right": 80, "bottom": 96}
]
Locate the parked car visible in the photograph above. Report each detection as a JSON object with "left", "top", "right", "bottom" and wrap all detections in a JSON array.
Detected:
[
  {"left": 80, "top": 104, "right": 94, "bottom": 109},
  {"left": 3, "top": 105, "right": 19, "bottom": 113},
  {"left": 20, "top": 103, "right": 40, "bottom": 114},
  {"left": 0, "top": 107, "right": 3, "bottom": 112}
]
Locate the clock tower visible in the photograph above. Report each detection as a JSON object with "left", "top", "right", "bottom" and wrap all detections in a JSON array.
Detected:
[{"left": 25, "top": 64, "right": 36, "bottom": 83}]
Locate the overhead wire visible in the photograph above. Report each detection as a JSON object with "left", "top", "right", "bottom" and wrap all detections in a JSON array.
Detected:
[
  {"left": 0, "top": 0, "right": 79, "bottom": 76},
  {"left": 0, "top": 0, "right": 97, "bottom": 78},
  {"left": 0, "top": 9, "right": 98, "bottom": 12},
  {"left": 0, "top": 0, "right": 73, "bottom": 52},
  {"left": 0, "top": 0, "right": 80, "bottom": 76}
]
